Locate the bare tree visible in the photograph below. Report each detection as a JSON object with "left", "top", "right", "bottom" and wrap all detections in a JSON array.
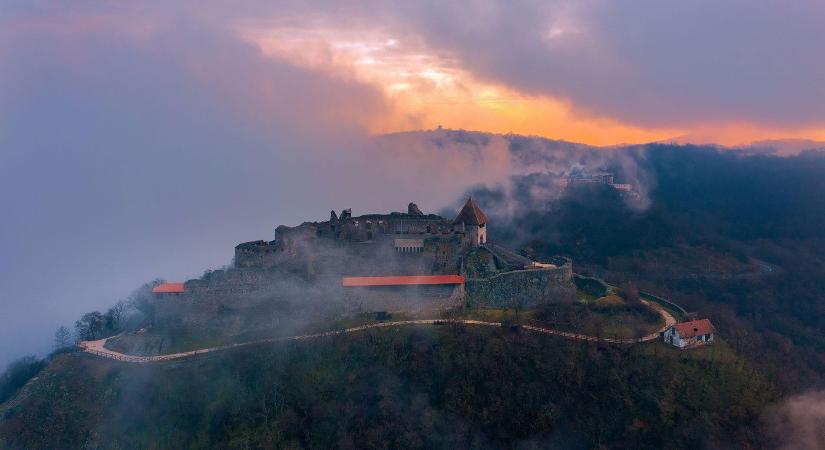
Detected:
[
  {"left": 104, "top": 301, "right": 126, "bottom": 332},
  {"left": 75, "top": 311, "right": 105, "bottom": 341},
  {"left": 127, "top": 279, "right": 161, "bottom": 326},
  {"left": 617, "top": 281, "right": 640, "bottom": 303},
  {"left": 53, "top": 326, "right": 72, "bottom": 350}
]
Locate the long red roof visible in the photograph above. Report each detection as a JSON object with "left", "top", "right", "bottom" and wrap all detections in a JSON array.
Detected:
[
  {"left": 343, "top": 275, "right": 465, "bottom": 287},
  {"left": 152, "top": 282, "right": 185, "bottom": 294}
]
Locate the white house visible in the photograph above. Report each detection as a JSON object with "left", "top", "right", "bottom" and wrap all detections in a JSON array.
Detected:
[{"left": 662, "top": 319, "right": 715, "bottom": 349}]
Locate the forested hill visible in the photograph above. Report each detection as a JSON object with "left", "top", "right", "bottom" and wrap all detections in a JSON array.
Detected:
[
  {"left": 0, "top": 326, "right": 775, "bottom": 449},
  {"left": 2, "top": 133, "right": 825, "bottom": 449},
  {"left": 464, "top": 140, "right": 825, "bottom": 392}
]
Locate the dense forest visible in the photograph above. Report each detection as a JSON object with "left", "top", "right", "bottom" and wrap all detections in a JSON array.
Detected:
[
  {"left": 0, "top": 327, "right": 774, "bottom": 449},
  {"left": 477, "top": 144, "right": 825, "bottom": 393}
]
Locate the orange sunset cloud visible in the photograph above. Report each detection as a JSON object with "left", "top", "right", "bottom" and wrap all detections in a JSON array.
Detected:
[{"left": 240, "top": 21, "right": 825, "bottom": 147}]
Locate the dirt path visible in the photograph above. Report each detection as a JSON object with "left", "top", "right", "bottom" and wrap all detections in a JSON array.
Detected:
[
  {"left": 0, "top": 371, "right": 44, "bottom": 419},
  {"left": 79, "top": 300, "right": 675, "bottom": 363}
]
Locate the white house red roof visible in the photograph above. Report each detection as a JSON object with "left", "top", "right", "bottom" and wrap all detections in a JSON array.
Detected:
[
  {"left": 152, "top": 282, "right": 185, "bottom": 294},
  {"left": 673, "top": 319, "right": 715, "bottom": 338}
]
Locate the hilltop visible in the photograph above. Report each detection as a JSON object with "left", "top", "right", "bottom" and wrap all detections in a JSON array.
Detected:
[{"left": 2, "top": 323, "right": 774, "bottom": 449}]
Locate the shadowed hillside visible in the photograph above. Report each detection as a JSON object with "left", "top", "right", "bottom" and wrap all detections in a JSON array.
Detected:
[{"left": 0, "top": 327, "right": 773, "bottom": 449}]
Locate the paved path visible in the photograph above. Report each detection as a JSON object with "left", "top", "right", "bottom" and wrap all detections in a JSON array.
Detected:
[{"left": 79, "top": 300, "right": 675, "bottom": 364}]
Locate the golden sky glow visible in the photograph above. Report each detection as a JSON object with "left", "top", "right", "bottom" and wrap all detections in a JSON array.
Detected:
[{"left": 241, "top": 22, "right": 825, "bottom": 147}]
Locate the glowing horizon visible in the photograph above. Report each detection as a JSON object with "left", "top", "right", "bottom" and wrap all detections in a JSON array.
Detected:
[{"left": 242, "top": 22, "right": 825, "bottom": 147}]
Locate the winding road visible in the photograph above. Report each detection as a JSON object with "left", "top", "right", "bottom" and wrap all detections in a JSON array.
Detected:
[{"left": 79, "top": 300, "right": 675, "bottom": 363}]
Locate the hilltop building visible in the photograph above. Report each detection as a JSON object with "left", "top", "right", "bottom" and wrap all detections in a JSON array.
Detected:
[
  {"left": 452, "top": 197, "right": 487, "bottom": 246},
  {"left": 561, "top": 171, "right": 634, "bottom": 193},
  {"left": 151, "top": 282, "right": 185, "bottom": 297},
  {"left": 235, "top": 198, "right": 490, "bottom": 272},
  {"left": 662, "top": 319, "right": 716, "bottom": 349},
  {"left": 155, "top": 198, "right": 575, "bottom": 315}
]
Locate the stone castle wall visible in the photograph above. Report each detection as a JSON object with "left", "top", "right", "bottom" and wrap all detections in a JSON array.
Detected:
[
  {"left": 572, "top": 274, "right": 609, "bottom": 297},
  {"left": 235, "top": 241, "right": 282, "bottom": 268},
  {"left": 154, "top": 269, "right": 280, "bottom": 331},
  {"left": 343, "top": 284, "right": 464, "bottom": 313},
  {"left": 236, "top": 230, "right": 466, "bottom": 275},
  {"left": 153, "top": 268, "right": 348, "bottom": 333},
  {"left": 465, "top": 264, "right": 576, "bottom": 309}
]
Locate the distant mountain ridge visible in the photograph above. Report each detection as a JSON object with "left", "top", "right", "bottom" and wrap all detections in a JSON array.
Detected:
[
  {"left": 381, "top": 127, "right": 825, "bottom": 157},
  {"left": 657, "top": 134, "right": 825, "bottom": 156}
]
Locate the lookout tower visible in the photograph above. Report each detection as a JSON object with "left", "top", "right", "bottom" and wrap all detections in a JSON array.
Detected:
[{"left": 453, "top": 197, "right": 488, "bottom": 246}]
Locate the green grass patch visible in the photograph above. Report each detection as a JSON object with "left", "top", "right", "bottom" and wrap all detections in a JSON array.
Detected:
[{"left": 576, "top": 290, "right": 599, "bottom": 302}]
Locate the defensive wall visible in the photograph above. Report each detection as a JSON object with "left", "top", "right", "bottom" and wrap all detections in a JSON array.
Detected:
[
  {"left": 573, "top": 274, "right": 610, "bottom": 297},
  {"left": 344, "top": 284, "right": 464, "bottom": 313},
  {"left": 465, "top": 260, "right": 576, "bottom": 308},
  {"left": 639, "top": 291, "right": 688, "bottom": 320},
  {"left": 152, "top": 268, "right": 346, "bottom": 333}
]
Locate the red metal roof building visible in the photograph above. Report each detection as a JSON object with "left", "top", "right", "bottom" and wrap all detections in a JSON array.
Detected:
[
  {"left": 343, "top": 275, "right": 465, "bottom": 287},
  {"left": 152, "top": 282, "right": 185, "bottom": 294}
]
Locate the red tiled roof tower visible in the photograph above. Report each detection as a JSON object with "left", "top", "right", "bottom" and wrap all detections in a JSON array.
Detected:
[{"left": 452, "top": 197, "right": 487, "bottom": 226}]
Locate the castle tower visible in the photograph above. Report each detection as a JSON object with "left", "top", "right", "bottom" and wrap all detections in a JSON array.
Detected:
[{"left": 453, "top": 197, "right": 488, "bottom": 246}]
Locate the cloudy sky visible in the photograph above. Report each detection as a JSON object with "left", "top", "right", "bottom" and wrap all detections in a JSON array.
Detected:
[{"left": 2, "top": 0, "right": 825, "bottom": 366}]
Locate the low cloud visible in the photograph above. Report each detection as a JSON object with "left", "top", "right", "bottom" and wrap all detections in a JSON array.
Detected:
[
  {"left": 0, "top": 6, "right": 495, "bottom": 366},
  {"left": 0, "top": 4, "right": 576, "bottom": 367},
  {"left": 763, "top": 390, "right": 825, "bottom": 450}
]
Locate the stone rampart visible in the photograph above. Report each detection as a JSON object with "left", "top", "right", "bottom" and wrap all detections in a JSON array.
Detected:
[
  {"left": 573, "top": 274, "right": 609, "bottom": 297},
  {"left": 465, "top": 263, "right": 575, "bottom": 308},
  {"left": 234, "top": 241, "right": 282, "bottom": 268},
  {"left": 152, "top": 268, "right": 344, "bottom": 333},
  {"left": 344, "top": 284, "right": 464, "bottom": 313}
]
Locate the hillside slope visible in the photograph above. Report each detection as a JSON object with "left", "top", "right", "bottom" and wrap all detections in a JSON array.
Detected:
[{"left": 1, "top": 326, "right": 773, "bottom": 449}]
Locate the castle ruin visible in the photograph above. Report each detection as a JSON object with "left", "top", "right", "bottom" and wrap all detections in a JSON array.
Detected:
[
  {"left": 235, "top": 198, "right": 489, "bottom": 272},
  {"left": 155, "top": 198, "right": 574, "bottom": 323},
  {"left": 230, "top": 198, "right": 574, "bottom": 311}
]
